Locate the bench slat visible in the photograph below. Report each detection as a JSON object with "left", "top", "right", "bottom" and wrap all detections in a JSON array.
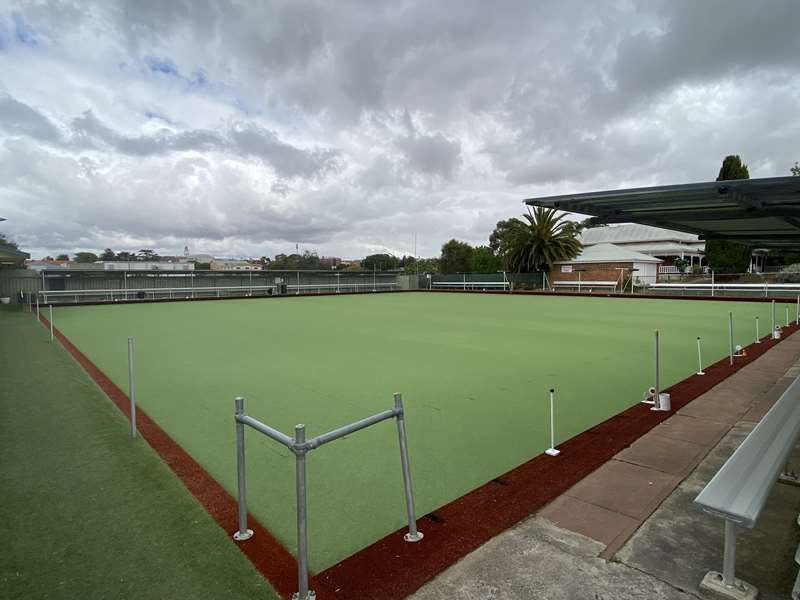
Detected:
[{"left": 694, "top": 375, "right": 800, "bottom": 528}]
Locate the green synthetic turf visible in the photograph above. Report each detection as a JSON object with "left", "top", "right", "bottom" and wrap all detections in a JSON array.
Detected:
[
  {"left": 0, "top": 308, "right": 277, "bottom": 600},
  {"left": 49, "top": 292, "right": 795, "bottom": 572}
]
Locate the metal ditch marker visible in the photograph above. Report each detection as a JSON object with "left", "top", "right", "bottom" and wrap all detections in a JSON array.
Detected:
[
  {"left": 545, "top": 388, "right": 560, "bottom": 456},
  {"left": 232, "top": 392, "right": 423, "bottom": 600}
]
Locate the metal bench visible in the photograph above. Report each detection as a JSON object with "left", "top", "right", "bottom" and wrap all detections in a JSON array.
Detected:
[
  {"left": 694, "top": 375, "right": 800, "bottom": 599},
  {"left": 431, "top": 281, "right": 510, "bottom": 291},
  {"left": 552, "top": 280, "right": 618, "bottom": 292}
]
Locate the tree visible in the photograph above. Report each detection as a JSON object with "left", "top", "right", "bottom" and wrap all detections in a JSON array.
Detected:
[
  {"left": 472, "top": 245, "right": 502, "bottom": 273},
  {"left": 498, "top": 207, "right": 582, "bottom": 272},
  {"left": 706, "top": 155, "right": 752, "bottom": 273},
  {"left": 116, "top": 251, "right": 134, "bottom": 262},
  {"left": 100, "top": 248, "right": 116, "bottom": 261},
  {"left": 439, "top": 239, "right": 474, "bottom": 273},
  {"left": 56, "top": 253, "right": 69, "bottom": 261},
  {"left": 74, "top": 252, "right": 99, "bottom": 263},
  {"left": 0, "top": 233, "right": 18, "bottom": 251},
  {"left": 791, "top": 162, "right": 800, "bottom": 176},
  {"left": 716, "top": 154, "right": 749, "bottom": 181},
  {"left": 362, "top": 253, "right": 399, "bottom": 271},
  {"left": 404, "top": 257, "right": 439, "bottom": 274},
  {"left": 138, "top": 249, "right": 159, "bottom": 262}
]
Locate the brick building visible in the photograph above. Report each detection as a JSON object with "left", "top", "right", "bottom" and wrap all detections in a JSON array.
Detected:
[{"left": 549, "top": 243, "right": 662, "bottom": 289}]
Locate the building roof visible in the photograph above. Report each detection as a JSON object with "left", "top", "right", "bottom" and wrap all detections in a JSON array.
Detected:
[
  {"left": 580, "top": 223, "right": 701, "bottom": 245},
  {"left": 554, "top": 243, "right": 662, "bottom": 265},
  {"left": 0, "top": 246, "right": 30, "bottom": 264},
  {"left": 525, "top": 176, "right": 800, "bottom": 249}
]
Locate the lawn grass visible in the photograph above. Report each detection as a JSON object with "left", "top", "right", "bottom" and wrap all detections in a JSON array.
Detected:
[
  {"left": 0, "top": 308, "right": 276, "bottom": 600},
  {"left": 49, "top": 292, "right": 794, "bottom": 572}
]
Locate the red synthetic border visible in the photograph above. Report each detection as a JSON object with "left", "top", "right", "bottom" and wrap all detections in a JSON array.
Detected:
[{"left": 35, "top": 306, "right": 800, "bottom": 600}]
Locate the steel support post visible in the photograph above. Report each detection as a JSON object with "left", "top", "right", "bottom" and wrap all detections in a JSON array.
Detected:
[
  {"left": 722, "top": 520, "right": 736, "bottom": 586},
  {"left": 293, "top": 425, "right": 314, "bottom": 600},
  {"left": 755, "top": 316, "right": 760, "bottom": 343},
  {"left": 49, "top": 305, "right": 54, "bottom": 342},
  {"left": 233, "top": 396, "right": 253, "bottom": 541},
  {"left": 394, "top": 393, "right": 423, "bottom": 542}
]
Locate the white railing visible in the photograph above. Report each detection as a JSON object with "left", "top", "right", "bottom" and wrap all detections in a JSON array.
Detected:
[{"left": 40, "top": 282, "right": 397, "bottom": 304}]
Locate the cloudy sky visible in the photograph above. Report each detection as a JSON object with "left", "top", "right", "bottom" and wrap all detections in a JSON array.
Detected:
[{"left": 0, "top": 1, "right": 798, "bottom": 260}]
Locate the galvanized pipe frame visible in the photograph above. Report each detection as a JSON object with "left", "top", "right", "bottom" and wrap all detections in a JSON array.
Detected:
[{"left": 233, "top": 392, "right": 423, "bottom": 600}]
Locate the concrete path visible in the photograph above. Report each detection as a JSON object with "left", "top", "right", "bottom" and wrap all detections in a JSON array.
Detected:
[{"left": 410, "top": 333, "right": 800, "bottom": 600}]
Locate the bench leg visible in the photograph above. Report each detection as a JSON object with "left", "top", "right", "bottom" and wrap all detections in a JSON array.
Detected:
[{"left": 699, "top": 521, "right": 758, "bottom": 600}]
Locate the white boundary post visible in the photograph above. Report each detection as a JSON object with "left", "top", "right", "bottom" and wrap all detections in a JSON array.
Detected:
[
  {"left": 127, "top": 336, "right": 137, "bottom": 438},
  {"left": 545, "top": 388, "right": 560, "bottom": 456},
  {"left": 796, "top": 295, "right": 799, "bottom": 325},
  {"left": 653, "top": 330, "right": 661, "bottom": 410},
  {"left": 755, "top": 316, "right": 760, "bottom": 344},
  {"left": 711, "top": 271, "right": 715, "bottom": 297},
  {"left": 696, "top": 337, "right": 705, "bottom": 375},
  {"left": 49, "top": 305, "right": 54, "bottom": 342},
  {"left": 728, "top": 312, "right": 734, "bottom": 366},
  {"left": 771, "top": 299, "right": 775, "bottom": 334},
  {"left": 786, "top": 306, "right": 790, "bottom": 328},
  {"left": 36, "top": 294, "right": 40, "bottom": 321}
]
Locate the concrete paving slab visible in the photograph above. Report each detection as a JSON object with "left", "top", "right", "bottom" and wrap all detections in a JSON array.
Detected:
[
  {"left": 410, "top": 518, "right": 696, "bottom": 600},
  {"left": 650, "top": 415, "right": 730, "bottom": 447},
  {"left": 616, "top": 424, "right": 800, "bottom": 600},
  {"left": 677, "top": 393, "right": 751, "bottom": 424},
  {"left": 564, "top": 460, "right": 679, "bottom": 521},
  {"left": 615, "top": 434, "right": 708, "bottom": 477},
  {"left": 539, "top": 495, "right": 639, "bottom": 548}
]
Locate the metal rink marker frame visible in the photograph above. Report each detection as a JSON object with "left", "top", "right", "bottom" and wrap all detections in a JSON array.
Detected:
[{"left": 233, "top": 392, "right": 423, "bottom": 600}]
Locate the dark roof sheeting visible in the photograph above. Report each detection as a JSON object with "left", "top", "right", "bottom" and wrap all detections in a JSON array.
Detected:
[{"left": 524, "top": 176, "right": 800, "bottom": 248}]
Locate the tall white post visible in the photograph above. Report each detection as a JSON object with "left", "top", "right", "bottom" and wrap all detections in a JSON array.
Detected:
[
  {"left": 728, "top": 312, "right": 734, "bottom": 366},
  {"left": 711, "top": 271, "right": 715, "bottom": 297},
  {"left": 755, "top": 316, "right": 760, "bottom": 344},
  {"left": 49, "top": 305, "right": 54, "bottom": 342},
  {"left": 545, "top": 389, "right": 559, "bottom": 456},
  {"left": 696, "top": 337, "right": 705, "bottom": 375},
  {"left": 127, "top": 337, "right": 137, "bottom": 438},
  {"left": 771, "top": 299, "right": 776, "bottom": 334}
]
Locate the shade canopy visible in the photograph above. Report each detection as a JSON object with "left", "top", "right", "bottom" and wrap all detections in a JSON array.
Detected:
[{"left": 524, "top": 176, "right": 800, "bottom": 248}]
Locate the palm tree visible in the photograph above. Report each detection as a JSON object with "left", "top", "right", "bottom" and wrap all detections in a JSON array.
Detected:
[{"left": 501, "top": 207, "right": 582, "bottom": 272}]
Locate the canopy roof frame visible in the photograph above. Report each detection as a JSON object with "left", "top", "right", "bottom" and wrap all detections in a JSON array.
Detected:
[{"left": 524, "top": 176, "right": 800, "bottom": 248}]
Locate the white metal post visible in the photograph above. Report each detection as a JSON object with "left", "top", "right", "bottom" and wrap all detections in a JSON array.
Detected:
[
  {"left": 755, "top": 316, "right": 760, "bottom": 344},
  {"left": 728, "top": 312, "right": 734, "bottom": 366},
  {"left": 771, "top": 299, "right": 775, "bottom": 334},
  {"left": 296, "top": 271, "right": 300, "bottom": 295},
  {"left": 796, "top": 295, "right": 799, "bottom": 325},
  {"left": 546, "top": 388, "right": 560, "bottom": 456},
  {"left": 653, "top": 330, "right": 661, "bottom": 410},
  {"left": 127, "top": 336, "right": 137, "bottom": 438},
  {"left": 49, "top": 305, "right": 54, "bottom": 342},
  {"left": 786, "top": 306, "right": 790, "bottom": 328},
  {"left": 36, "top": 295, "right": 40, "bottom": 321},
  {"left": 711, "top": 270, "right": 715, "bottom": 297},
  {"left": 696, "top": 337, "right": 705, "bottom": 375}
]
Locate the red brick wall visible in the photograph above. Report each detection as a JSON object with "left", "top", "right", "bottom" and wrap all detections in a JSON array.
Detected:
[{"left": 549, "top": 262, "right": 634, "bottom": 284}]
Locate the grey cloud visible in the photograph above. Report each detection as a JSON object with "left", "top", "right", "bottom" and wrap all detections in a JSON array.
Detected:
[
  {"left": 68, "top": 109, "right": 339, "bottom": 179},
  {"left": 0, "top": 93, "right": 63, "bottom": 141},
  {"left": 3, "top": 0, "right": 800, "bottom": 260}
]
